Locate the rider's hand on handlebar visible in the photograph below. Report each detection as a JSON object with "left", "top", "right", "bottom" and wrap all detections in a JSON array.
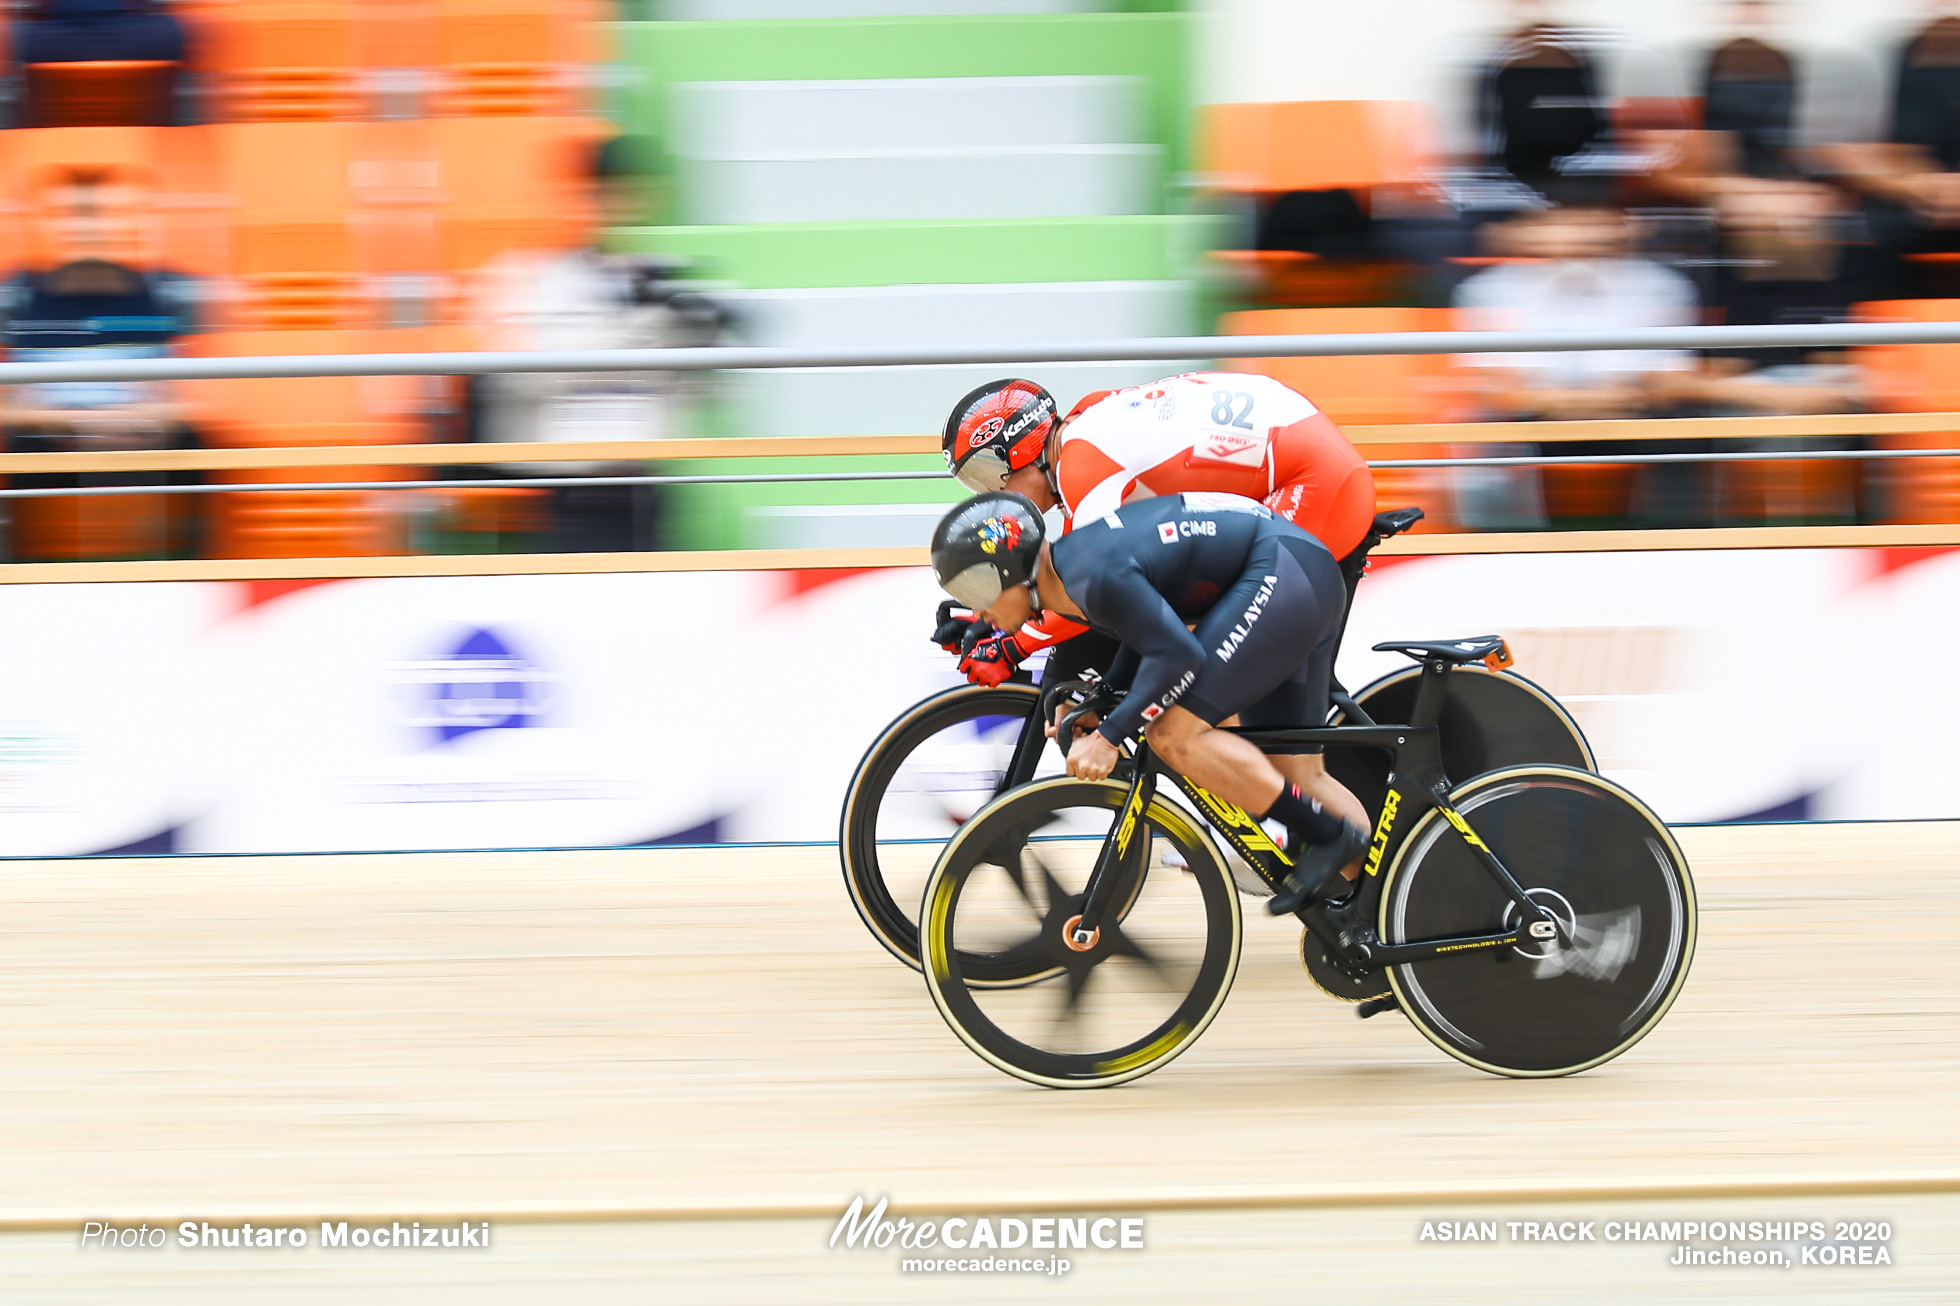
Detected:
[
  {"left": 1065, "top": 731, "right": 1120, "bottom": 782},
  {"left": 1047, "top": 702, "right": 1102, "bottom": 740},
  {"left": 957, "top": 633, "right": 1024, "bottom": 687},
  {"left": 931, "top": 607, "right": 990, "bottom": 655}
]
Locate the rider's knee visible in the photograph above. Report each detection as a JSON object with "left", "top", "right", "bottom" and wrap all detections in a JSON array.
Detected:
[{"left": 1143, "top": 710, "right": 1205, "bottom": 765}]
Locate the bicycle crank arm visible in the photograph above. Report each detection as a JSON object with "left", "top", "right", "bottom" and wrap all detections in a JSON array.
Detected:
[{"left": 1359, "top": 925, "right": 1531, "bottom": 967}]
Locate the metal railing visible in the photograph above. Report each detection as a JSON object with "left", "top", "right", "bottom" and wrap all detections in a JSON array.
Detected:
[
  {"left": 2, "top": 321, "right": 1958, "bottom": 580},
  {"left": 3, "top": 319, "right": 1960, "bottom": 383}
]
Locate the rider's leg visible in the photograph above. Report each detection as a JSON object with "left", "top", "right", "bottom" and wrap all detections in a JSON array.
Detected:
[
  {"left": 1219, "top": 715, "right": 1364, "bottom": 874},
  {"left": 1270, "top": 754, "right": 1367, "bottom": 882},
  {"left": 1142, "top": 704, "right": 1287, "bottom": 812},
  {"left": 1147, "top": 709, "right": 1365, "bottom": 914}
]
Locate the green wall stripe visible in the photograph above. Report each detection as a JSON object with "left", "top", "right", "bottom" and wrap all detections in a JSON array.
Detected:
[
  {"left": 611, "top": 215, "right": 1212, "bottom": 287},
  {"left": 616, "top": 13, "right": 1191, "bottom": 194}
]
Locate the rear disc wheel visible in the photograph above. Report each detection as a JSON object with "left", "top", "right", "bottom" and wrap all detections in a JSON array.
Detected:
[{"left": 1379, "top": 765, "right": 1696, "bottom": 1077}]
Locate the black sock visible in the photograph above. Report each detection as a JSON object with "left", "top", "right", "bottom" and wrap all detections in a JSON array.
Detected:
[{"left": 1261, "top": 782, "right": 1344, "bottom": 848}]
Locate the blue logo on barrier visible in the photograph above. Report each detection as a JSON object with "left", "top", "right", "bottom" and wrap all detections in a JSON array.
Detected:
[{"left": 404, "top": 627, "right": 552, "bottom": 746}]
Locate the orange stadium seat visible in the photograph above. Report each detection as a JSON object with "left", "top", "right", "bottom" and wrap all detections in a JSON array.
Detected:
[
  {"left": 432, "top": 115, "right": 603, "bottom": 271},
  {"left": 186, "top": 0, "right": 360, "bottom": 120},
  {"left": 1220, "top": 306, "right": 1458, "bottom": 531},
  {"left": 353, "top": 0, "right": 436, "bottom": 117},
  {"left": 21, "top": 60, "right": 177, "bottom": 128},
  {"left": 3, "top": 123, "right": 161, "bottom": 185},
  {"left": 1199, "top": 100, "right": 1436, "bottom": 195},
  {"left": 213, "top": 122, "right": 367, "bottom": 328},
  {"left": 1854, "top": 300, "right": 1960, "bottom": 525},
  {"left": 429, "top": 0, "right": 598, "bottom": 116},
  {"left": 181, "top": 330, "right": 429, "bottom": 557},
  {"left": 349, "top": 119, "right": 444, "bottom": 325},
  {"left": 1200, "top": 100, "right": 1438, "bottom": 305},
  {"left": 10, "top": 492, "right": 187, "bottom": 562}
]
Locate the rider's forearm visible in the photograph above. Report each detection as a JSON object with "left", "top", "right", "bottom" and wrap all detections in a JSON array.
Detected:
[
  {"left": 1101, "top": 646, "right": 1139, "bottom": 692},
  {"left": 1012, "top": 610, "right": 1089, "bottom": 654}
]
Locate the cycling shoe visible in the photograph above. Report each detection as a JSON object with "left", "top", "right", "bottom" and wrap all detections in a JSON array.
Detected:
[{"left": 1265, "top": 823, "right": 1368, "bottom": 916}]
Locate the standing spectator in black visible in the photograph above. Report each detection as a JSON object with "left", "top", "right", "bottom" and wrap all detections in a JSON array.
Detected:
[
  {"left": 1701, "top": 3, "right": 1803, "bottom": 179},
  {"left": 1479, "top": 6, "right": 1611, "bottom": 193},
  {"left": 1820, "top": 13, "right": 1960, "bottom": 296},
  {"left": 1, "top": 166, "right": 201, "bottom": 560},
  {"left": 1630, "top": 4, "right": 1873, "bottom": 421}
]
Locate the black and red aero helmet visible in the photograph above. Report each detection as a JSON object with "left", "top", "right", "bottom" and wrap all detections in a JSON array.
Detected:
[
  {"left": 941, "top": 379, "right": 1059, "bottom": 492},
  {"left": 929, "top": 492, "right": 1046, "bottom": 611}
]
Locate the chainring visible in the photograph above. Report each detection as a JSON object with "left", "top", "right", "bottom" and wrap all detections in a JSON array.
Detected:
[{"left": 1300, "top": 928, "right": 1391, "bottom": 1003}]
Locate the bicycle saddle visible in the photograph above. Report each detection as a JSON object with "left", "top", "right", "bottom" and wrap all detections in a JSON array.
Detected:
[
  {"left": 1371, "top": 507, "right": 1425, "bottom": 539},
  {"left": 1373, "top": 635, "right": 1512, "bottom": 667}
]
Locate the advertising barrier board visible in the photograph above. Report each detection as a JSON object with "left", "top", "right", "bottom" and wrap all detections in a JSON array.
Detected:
[{"left": 0, "top": 547, "right": 1951, "bottom": 856}]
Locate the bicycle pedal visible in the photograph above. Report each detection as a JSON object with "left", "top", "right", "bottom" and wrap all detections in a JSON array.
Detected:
[{"left": 1356, "top": 995, "right": 1401, "bottom": 1020}]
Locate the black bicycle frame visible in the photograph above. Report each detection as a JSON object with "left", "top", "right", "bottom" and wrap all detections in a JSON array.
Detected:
[{"left": 1064, "top": 657, "right": 1557, "bottom": 971}]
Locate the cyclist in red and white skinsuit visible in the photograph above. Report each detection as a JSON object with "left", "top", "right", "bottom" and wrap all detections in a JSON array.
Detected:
[
  {"left": 938, "top": 373, "right": 1375, "bottom": 687},
  {"left": 1055, "top": 372, "right": 1375, "bottom": 555}
]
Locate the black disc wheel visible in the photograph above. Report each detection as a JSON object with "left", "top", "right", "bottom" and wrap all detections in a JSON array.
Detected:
[
  {"left": 839, "top": 682, "right": 1064, "bottom": 973},
  {"left": 921, "top": 777, "right": 1242, "bottom": 1088},
  {"left": 1379, "top": 766, "right": 1696, "bottom": 1077},
  {"left": 1325, "top": 665, "right": 1594, "bottom": 824}
]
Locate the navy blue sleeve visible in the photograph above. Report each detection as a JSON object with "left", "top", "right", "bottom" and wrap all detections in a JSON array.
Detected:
[
  {"left": 1081, "top": 561, "right": 1205, "bottom": 745},
  {"left": 1100, "top": 645, "right": 1140, "bottom": 693}
]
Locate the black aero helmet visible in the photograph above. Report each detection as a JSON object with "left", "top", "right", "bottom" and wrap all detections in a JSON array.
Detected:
[
  {"left": 930, "top": 492, "right": 1046, "bottom": 612},
  {"left": 941, "top": 379, "right": 1059, "bottom": 492}
]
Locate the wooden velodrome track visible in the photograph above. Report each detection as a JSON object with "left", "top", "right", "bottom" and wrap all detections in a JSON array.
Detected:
[{"left": 5, "top": 821, "right": 1958, "bottom": 1302}]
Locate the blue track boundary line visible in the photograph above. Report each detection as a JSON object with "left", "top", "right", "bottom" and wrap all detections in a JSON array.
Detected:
[{"left": 0, "top": 816, "right": 1953, "bottom": 861}]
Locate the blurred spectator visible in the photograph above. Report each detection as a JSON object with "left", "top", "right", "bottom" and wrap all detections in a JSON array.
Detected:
[
  {"left": 1700, "top": 2, "right": 1801, "bottom": 179},
  {"left": 469, "top": 136, "right": 725, "bottom": 553},
  {"left": 10, "top": 0, "right": 191, "bottom": 127},
  {"left": 1478, "top": 4, "right": 1609, "bottom": 192},
  {"left": 1453, "top": 188, "right": 1706, "bottom": 527},
  {"left": 1456, "top": 192, "right": 1700, "bottom": 420},
  {"left": 1618, "top": 1, "right": 1871, "bottom": 428},
  {"left": 1, "top": 166, "right": 201, "bottom": 559},
  {"left": 1656, "top": 180, "right": 1868, "bottom": 420},
  {"left": 1820, "top": 12, "right": 1960, "bottom": 295}
]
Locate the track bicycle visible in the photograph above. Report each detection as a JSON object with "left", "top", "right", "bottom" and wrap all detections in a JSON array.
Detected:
[
  {"left": 840, "top": 508, "right": 1596, "bottom": 976},
  {"left": 916, "top": 637, "right": 1696, "bottom": 1087}
]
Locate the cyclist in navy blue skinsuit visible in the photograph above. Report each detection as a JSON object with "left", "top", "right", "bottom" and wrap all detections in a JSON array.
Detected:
[{"left": 930, "top": 489, "right": 1371, "bottom": 922}]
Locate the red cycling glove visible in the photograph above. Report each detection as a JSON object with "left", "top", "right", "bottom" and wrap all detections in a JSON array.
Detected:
[{"left": 957, "top": 633, "right": 1025, "bottom": 687}]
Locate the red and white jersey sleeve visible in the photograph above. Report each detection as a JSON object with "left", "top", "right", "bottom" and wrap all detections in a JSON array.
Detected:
[{"left": 1050, "top": 372, "right": 1319, "bottom": 523}]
